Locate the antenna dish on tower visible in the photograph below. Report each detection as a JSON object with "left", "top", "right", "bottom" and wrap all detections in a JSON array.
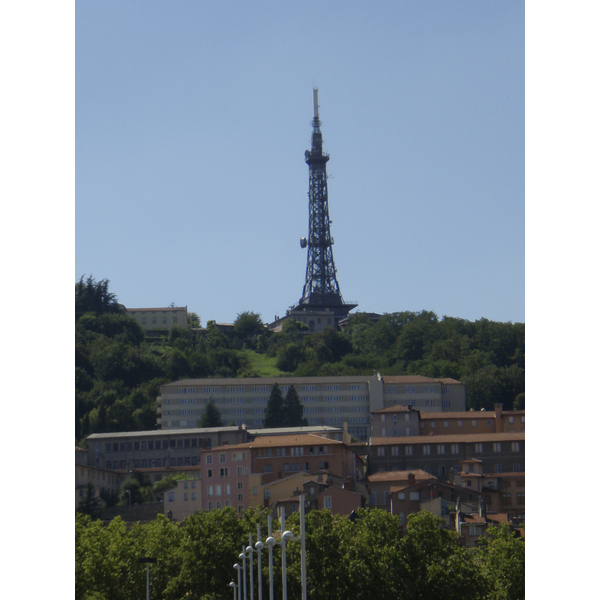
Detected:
[{"left": 313, "top": 88, "right": 319, "bottom": 119}]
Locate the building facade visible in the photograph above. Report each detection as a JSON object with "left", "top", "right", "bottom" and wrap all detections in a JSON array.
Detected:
[
  {"left": 371, "top": 404, "right": 525, "bottom": 438},
  {"left": 157, "top": 375, "right": 466, "bottom": 441},
  {"left": 368, "top": 432, "right": 525, "bottom": 480},
  {"left": 125, "top": 306, "right": 188, "bottom": 334},
  {"left": 86, "top": 426, "right": 248, "bottom": 475}
]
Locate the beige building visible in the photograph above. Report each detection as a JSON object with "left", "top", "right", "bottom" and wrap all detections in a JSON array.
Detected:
[
  {"left": 125, "top": 306, "right": 188, "bottom": 334},
  {"left": 157, "top": 375, "right": 466, "bottom": 441},
  {"left": 75, "top": 447, "right": 121, "bottom": 508},
  {"left": 163, "top": 477, "right": 202, "bottom": 520}
]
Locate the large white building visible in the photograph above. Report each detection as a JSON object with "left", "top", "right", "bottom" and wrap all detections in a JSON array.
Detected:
[{"left": 157, "top": 374, "right": 466, "bottom": 441}]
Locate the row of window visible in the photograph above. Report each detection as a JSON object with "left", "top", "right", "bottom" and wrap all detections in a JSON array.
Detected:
[
  {"left": 105, "top": 456, "right": 200, "bottom": 469},
  {"left": 375, "top": 441, "right": 522, "bottom": 457},
  {"left": 141, "top": 316, "right": 178, "bottom": 325},
  {"left": 104, "top": 438, "right": 210, "bottom": 452},
  {"left": 255, "top": 445, "right": 326, "bottom": 458}
]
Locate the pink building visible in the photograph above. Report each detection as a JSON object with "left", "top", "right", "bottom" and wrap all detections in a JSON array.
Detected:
[{"left": 200, "top": 445, "right": 252, "bottom": 514}]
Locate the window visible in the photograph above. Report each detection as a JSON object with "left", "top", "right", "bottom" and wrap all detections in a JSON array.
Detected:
[
  {"left": 397, "top": 492, "right": 405, "bottom": 500},
  {"left": 377, "top": 447, "right": 385, "bottom": 457},
  {"left": 208, "top": 486, "right": 214, "bottom": 497},
  {"left": 238, "top": 493, "right": 243, "bottom": 502},
  {"left": 472, "top": 420, "right": 477, "bottom": 427},
  {"left": 206, "top": 454, "right": 213, "bottom": 465},
  {"left": 451, "top": 444, "right": 460, "bottom": 454},
  {"left": 220, "top": 468, "right": 230, "bottom": 477},
  {"left": 458, "top": 420, "right": 463, "bottom": 428},
  {"left": 495, "top": 464, "right": 503, "bottom": 473},
  {"left": 423, "top": 445, "right": 431, "bottom": 455},
  {"left": 511, "top": 442, "right": 520, "bottom": 452},
  {"left": 508, "top": 416, "right": 515, "bottom": 424},
  {"left": 431, "top": 421, "right": 436, "bottom": 429},
  {"left": 216, "top": 485, "right": 222, "bottom": 496},
  {"left": 225, "top": 484, "right": 231, "bottom": 495},
  {"left": 437, "top": 445, "right": 445, "bottom": 455},
  {"left": 469, "top": 525, "right": 483, "bottom": 536},
  {"left": 168, "top": 492, "right": 175, "bottom": 503},
  {"left": 207, "top": 469, "right": 212, "bottom": 478},
  {"left": 493, "top": 442, "right": 502, "bottom": 453},
  {"left": 405, "top": 445, "right": 413, "bottom": 456},
  {"left": 409, "top": 492, "right": 420, "bottom": 501},
  {"left": 399, "top": 513, "right": 405, "bottom": 525},
  {"left": 324, "top": 496, "right": 332, "bottom": 509},
  {"left": 183, "top": 493, "right": 188, "bottom": 501},
  {"left": 517, "top": 492, "right": 525, "bottom": 505},
  {"left": 219, "top": 453, "right": 226, "bottom": 463},
  {"left": 264, "top": 489, "right": 271, "bottom": 499},
  {"left": 475, "top": 443, "right": 484, "bottom": 453}
]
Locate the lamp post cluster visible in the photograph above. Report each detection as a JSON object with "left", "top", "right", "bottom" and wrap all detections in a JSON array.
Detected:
[{"left": 230, "top": 495, "right": 307, "bottom": 600}]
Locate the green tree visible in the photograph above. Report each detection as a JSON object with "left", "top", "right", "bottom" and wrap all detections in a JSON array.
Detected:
[
  {"left": 188, "top": 311, "right": 201, "bottom": 328},
  {"left": 200, "top": 398, "right": 223, "bottom": 427},
  {"left": 283, "top": 385, "right": 308, "bottom": 427},
  {"left": 477, "top": 524, "right": 525, "bottom": 600},
  {"left": 75, "top": 275, "right": 123, "bottom": 320},
  {"left": 264, "top": 382, "right": 285, "bottom": 427},
  {"left": 76, "top": 482, "right": 103, "bottom": 520}
]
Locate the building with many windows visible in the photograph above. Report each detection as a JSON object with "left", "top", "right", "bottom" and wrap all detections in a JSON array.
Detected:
[
  {"left": 125, "top": 306, "right": 188, "bottom": 334},
  {"left": 368, "top": 432, "right": 525, "bottom": 480},
  {"left": 371, "top": 403, "right": 525, "bottom": 438},
  {"left": 86, "top": 426, "right": 248, "bottom": 477},
  {"left": 157, "top": 375, "right": 466, "bottom": 441}
]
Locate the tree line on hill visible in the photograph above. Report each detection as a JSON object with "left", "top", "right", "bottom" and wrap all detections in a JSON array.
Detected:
[
  {"left": 76, "top": 507, "right": 524, "bottom": 600},
  {"left": 75, "top": 277, "right": 524, "bottom": 443}
]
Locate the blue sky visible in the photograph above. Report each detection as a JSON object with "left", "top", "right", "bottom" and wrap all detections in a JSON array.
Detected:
[{"left": 75, "top": 1, "right": 524, "bottom": 325}]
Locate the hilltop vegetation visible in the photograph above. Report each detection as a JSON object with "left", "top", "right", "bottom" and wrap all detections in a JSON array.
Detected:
[{"left": 75, "top": 277, "right": 524, "bottom": 442}]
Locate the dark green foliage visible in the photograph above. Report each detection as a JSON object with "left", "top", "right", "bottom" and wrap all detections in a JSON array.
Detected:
[
  {"left": 200, "top": 398, "right": 223, "bottom": 427},
  {"left": 76, "top": 275, "right": 123, "bottom": 320},
  {"left": 76, "top": 482, "right": 103, "bottom": 520},
  {"left": 263, "top": 382, "right": 285, "bottom": 427},
  {"left": 76, "top": 509, "right": 523, "bottom": 600},
  {"left": 282, "top": 385, "right": 308, "bottom": 427}
]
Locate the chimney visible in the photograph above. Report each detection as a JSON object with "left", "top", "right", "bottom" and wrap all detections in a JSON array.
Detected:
[
  {"left": 479, "top": 496, "right": 487, "bottom": 520},
  {"left": 494, "top": 404, "right": 503, "bottom": 433},
  {"left": 408, "top": 472, "right": 416, "bottom": 485}
]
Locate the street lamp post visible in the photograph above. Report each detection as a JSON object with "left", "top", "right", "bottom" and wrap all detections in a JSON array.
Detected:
[
  {"left": 246, "top": 533, "right": 255, "bottom": 600},
  {"left": 255, "top": 524, "right": 264, "bottom": 600},
  {"left": 239, "top": 546, "right": 248, "bottom": 600},
  {"left": 229, "top": 581, "right": 238, "bottom": 600},
  {"left": 138, "top": 558, "right": 156, "bottom": 600}
]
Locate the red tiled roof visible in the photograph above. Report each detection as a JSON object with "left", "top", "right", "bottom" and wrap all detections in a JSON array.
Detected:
[
  {"left": 367, "top": 469, "right": 432, "bottom": 483},
  {"left": 370, "top": 432, "right": 525, "bottom": 445},
  {"left": 209, "top": 433, "right": 345, "bottom": 451}
]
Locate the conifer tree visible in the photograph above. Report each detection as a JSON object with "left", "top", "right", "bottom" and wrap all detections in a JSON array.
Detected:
[
  {"left": 283, "top": 384, "right": 308, "bottom": 427},
  {"left": 264, "top": 383, "right": 284, "bottom": 427},
  {"left": 200, "top": 398, "right": 223, "bottom": 427}
]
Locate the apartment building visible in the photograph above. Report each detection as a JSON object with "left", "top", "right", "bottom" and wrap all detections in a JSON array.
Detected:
[
  {"left": 75, "top": 447, "right": 122, "bottom": 507},
  {"left": 366, "top": 469, "right": 432, "bottom": 510},
  {"left": 389, "top": 478, "right": 482, "bottom": 528},
  {"left": 368, "top": 432, "right": 525, "bottom": 480},
  {"left": 86, "top": 426, "right": 248, "bottom": 475},
  {"left": 125, "top": 306, "right": 188, "bottom": 333},
  {"left": 157, "top": 375, "right": 466, "bottom": 441},
  {"left": 371, "top": 403, "right": 525, "bottom": 438},
  {"left": 163, "top": 478, "right": 202, "bottom": 520},
  {"left": 199, "top": 444, "right": 253, "bottom": 514}
]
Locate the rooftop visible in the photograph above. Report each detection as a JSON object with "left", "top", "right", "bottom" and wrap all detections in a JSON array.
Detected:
[{"left": 370, "top": 432, "right": 525, "bottom": 446}]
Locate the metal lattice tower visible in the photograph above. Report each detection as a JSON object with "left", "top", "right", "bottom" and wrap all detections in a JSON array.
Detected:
[{"left": 296, "top": 89, "right": 356, "bottom": 316}]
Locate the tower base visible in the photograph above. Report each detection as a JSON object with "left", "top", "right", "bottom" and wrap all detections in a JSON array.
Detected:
[{"left": 268, "top": 302, "right": 357, "bottom": 333}]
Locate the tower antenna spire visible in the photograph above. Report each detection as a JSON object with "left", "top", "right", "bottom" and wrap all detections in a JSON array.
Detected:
[{"left": 293, "top": 89, "right": 356, "bottom": 329}]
